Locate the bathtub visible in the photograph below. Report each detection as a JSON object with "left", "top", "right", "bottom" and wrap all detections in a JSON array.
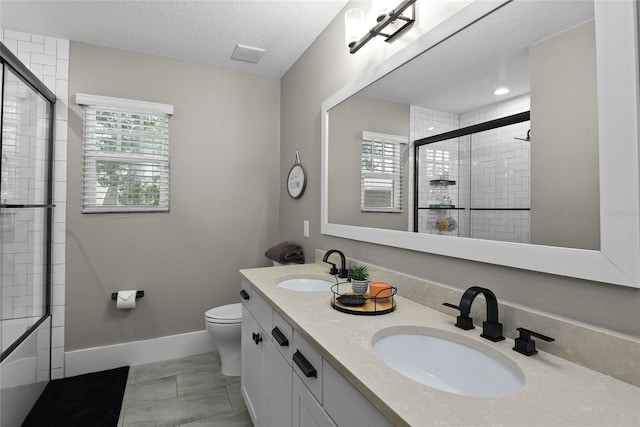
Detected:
[
  {"left": 1, "top": 317, "right": 43, "bottom": 354},
  {"left": 1, "top": 316, "right": 51, "bottom": 426}
]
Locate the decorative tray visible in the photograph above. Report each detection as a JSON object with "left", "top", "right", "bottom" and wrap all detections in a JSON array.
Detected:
[{"left": 330, "top": 283, "right": 397, "bottom": 316}]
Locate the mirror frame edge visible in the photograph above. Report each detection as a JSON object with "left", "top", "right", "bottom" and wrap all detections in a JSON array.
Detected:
[{"left": 320, "top": 0, "right": 640, "bottom": 288}]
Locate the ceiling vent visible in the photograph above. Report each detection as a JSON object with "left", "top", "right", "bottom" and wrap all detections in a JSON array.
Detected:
[{"left": 231, "top": 44, "right": 266, "bottom": 63}]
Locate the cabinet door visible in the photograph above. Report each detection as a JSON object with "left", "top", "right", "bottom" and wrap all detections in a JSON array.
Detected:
[
  {"left": 292, "top": 374, "right": 336, "bottom": 427},
  {"left": 241, "top": 306, "right": 262, "bottom": 426},
  {"left": 323, "top": 360, "right": 392, "bottom": 427},
  {"left": 262, "top": 337, "right": 293, "bottom": 427}
]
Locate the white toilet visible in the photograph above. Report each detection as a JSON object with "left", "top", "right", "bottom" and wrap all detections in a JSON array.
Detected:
[{"left": 205, "top": 303, "right": 242, "bottom": 376}]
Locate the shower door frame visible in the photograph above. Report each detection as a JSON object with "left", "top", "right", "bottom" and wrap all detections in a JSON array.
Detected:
[
  {"left": 0, "top": 42, "right": 56, "bottom": 361},
  {"left": 413, "top": 111, "right": 531, "bottom": 233}
]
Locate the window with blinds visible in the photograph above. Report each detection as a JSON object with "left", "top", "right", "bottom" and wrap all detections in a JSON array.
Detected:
[
  {"left": 76, "top": 94, "right": 173, "bottom": 213},
  {"left": 361, "top": 131, "right": 408, "bottom": 212}
]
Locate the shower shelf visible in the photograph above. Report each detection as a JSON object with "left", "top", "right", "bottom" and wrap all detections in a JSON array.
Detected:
[{"left": 429, "top": 179, "right": 456, "bottom": 186}]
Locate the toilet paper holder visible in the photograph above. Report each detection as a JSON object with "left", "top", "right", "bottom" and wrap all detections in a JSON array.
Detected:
[{"left": 111, "top": 290, "right": 145, "bottom": 300}]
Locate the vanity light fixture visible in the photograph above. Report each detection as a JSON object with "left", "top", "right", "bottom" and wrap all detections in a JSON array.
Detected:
[
  {"left": 493, "top": 87, "right": 510, "bottom": 95},
  {"left": 346, "top": 0, "right": 417, "bottom": 54}
]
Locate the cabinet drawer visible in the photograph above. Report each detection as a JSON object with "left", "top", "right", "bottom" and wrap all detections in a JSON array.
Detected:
[
  {"left": 293, "top": 330, "right": 323, "bottom": 404},
  {"left": 240, "top": 280, "right": 252, "bottom": 310},
  {"left": 272, "top": 310, "right": 294, "bottom": 364},
  {"left": 251, "top": 288, "right": 273, "bottom": 333}
]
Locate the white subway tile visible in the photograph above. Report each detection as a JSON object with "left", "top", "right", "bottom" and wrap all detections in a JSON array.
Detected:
[
  {"left": 57, "top": 39, "right": 69, "bottom": 60},
  {"left": 51, "top": 282, "right": 65, "bottom": 305},
  {"left": 55, "top": 118, "right": 68, "bottom": 141},
  {"left": 56, "top": 59, "right": 69, "bottom": 80},
  {"left": 30, "top": 52, "right": 57, "bottom": 66},
  {"left": 43, "top": 65, "right": 56, "bottom": 76},
  {"left": 18, "top": 40, "right": 44, "bottom": 54},
  {"left": 17, "top": 51, "right": 31, "bottom": 67},
  {"left": 51, "top": 367, "right": 64, "bottom": 380},
  {"left": 51, "top": 347, "right": 64, "bottom": 369},
  {"left": 52, "top": 304, "right": 65, "bottom": 327},
  {"left": 52, "top": 326, "right": 65, "bottom": 347},
  {"left": 44, "top": 37, "right": 57, "bottom": 56},
  {"left": 4, "top": 29, "right": 31, "bottom": 41},
  {"left": 3, "top": 38, "right": 18, "bottom": 54}
]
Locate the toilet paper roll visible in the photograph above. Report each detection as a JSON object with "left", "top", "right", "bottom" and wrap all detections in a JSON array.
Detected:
[{"left": 117, "top": 290, "right": 137, "bottom": 310}]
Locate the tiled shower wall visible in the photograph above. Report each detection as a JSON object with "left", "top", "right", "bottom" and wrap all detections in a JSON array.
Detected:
[
  {"left": 461, "top": 95, "right": 530, "bottom": 243},
  {"left": 411, "top": 95, "right": 530, "bottom": 242},
  {"left": 410, "top": 106, "right": 464, "bottom": 235},
  {"left": 1, "top": 29, "right": 68, "bottom": 379},
  {"left": 1, "top": 66, "right": 48, "bottom": 323}
]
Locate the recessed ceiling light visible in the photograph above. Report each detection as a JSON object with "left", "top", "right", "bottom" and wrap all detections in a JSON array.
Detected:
[
  {"left": 231, "top": 44, "right": 266, "bottom": 63},
  {"left": 493, "top": 88, "right": 510, "bottom": 96}
]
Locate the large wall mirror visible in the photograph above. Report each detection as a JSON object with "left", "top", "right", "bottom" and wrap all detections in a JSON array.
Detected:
[{"left": 321, "top": 0, "right": 639, "bottom": 287}]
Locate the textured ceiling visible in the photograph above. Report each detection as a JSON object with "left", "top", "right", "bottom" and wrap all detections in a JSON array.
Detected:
[{"left": 0, "top": 0, "right": 349, "bottom": 78}]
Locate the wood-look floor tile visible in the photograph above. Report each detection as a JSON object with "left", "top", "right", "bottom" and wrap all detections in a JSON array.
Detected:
[
  {"left": 128, "top": 353, "right": 220, "bottom": 385},
  {"left": 121, "top": 375, "right": 178, "bottom": 408},
  {"left": 178, "top": 411, "right": 253, "bottom": 427},
  {"left": 225, "top": 383, "right": 247, "bottom": 413},
  {"left": 121, "top": 387, "right": 231, "bottom": 427}
]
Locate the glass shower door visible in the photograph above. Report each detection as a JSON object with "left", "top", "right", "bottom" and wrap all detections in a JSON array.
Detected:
[{"left": 1, "top": 61, "right": 53, "bottom": 357}]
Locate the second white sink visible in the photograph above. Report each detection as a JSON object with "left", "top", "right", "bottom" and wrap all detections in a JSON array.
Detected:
[
  {"left": 372, "top": 327, "right": 525, "bottom": 398},
  {"left": 277, "top": 278, "right": 334, "bottom": 292}
]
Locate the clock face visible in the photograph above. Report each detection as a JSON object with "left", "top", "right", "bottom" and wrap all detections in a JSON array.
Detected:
[{"left": 287, "top": 164, "right": 306, "bottom": 198}]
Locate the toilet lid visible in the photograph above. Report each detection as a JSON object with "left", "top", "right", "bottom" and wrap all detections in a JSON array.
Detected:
[{"left": 206, "top": 303, "right": 242, "bottom": 323}]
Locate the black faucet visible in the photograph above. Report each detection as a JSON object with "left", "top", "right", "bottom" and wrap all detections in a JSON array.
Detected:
[
  {"left": 443, "top": 286, "right": 505, "bottom": 342},
  {"left": 322, "top": 249, "right": 349, "bottom": 279}
]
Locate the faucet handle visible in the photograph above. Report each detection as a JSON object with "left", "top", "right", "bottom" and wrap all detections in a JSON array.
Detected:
[
  {"left": 325, "top": 262, "right": 339, "bottom": 276},
  {"left": 442, "top": 302, "right": 474, "bottom": 330},
  {"left": 513, "top": 327, "right": 555, "bottom": 356}
]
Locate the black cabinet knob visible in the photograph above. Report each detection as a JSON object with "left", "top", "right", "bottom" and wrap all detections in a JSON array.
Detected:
[
  {"left": 240, "top": 289, "right": 250, "bottom": 300},
  {"left": 252, "top": 332, "right": 262, "bottom": 345}
]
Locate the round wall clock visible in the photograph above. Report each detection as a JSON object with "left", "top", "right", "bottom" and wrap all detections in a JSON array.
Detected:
[{"left": 287, "top": 163, "right": 306, "bottom": 199}]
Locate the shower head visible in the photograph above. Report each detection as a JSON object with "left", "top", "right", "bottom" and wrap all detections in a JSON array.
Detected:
[{"left": 515, "top": 129, "right": 531, "bottom": 142}]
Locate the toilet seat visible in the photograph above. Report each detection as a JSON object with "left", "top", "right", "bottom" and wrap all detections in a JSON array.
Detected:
[{"left": 205, "top": 303, "right": 242, "bottom": 324}]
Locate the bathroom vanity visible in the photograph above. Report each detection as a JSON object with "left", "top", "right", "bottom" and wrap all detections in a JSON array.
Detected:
[
  {"left": 240, "top": 263, "right": 640, "bottom": 426},
  {"left": 240, "top": 274, "right": 391, "bottom": 426}
]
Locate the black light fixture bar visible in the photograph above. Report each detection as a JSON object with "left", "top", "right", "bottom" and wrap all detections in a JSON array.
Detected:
[{"left": 349, "top": 0, "right": 417, "bottom": 54}]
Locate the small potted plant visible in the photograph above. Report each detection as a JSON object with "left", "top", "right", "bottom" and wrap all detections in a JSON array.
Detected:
[{"left": 350, "top": 264, "right": 370, "bottom": 295}]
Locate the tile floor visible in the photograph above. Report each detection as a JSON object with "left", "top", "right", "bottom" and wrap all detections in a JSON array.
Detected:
[{"left": 117, "top": 352, "right": 253, "bottom": 427}]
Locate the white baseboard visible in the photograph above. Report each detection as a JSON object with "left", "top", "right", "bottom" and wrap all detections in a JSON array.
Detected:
[{"left": 64, "top": 330, "right": 215, "bottom": 377}]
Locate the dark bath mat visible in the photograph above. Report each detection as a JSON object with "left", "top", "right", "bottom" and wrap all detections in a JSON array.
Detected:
[{"left": 22, "top": 366, "right": 129, "bottom": 427}]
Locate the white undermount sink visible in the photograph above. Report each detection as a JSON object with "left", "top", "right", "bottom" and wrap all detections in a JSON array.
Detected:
[
  {"left": 372, "top": 327, "right": 525, "bottom": 398},
  {"left": 277, "top": 277, "right": 334, "bottom": 292}
]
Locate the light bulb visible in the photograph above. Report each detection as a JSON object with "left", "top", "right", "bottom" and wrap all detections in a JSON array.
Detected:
[
  {"left": 372, "top": 0, "right": 392, "bottom": 22},
  {"left": 345, "top": 8, "right": 365, "bottom": 47}
]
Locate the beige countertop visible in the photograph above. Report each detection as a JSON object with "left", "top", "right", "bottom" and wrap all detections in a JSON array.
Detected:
[{"left": 240, "top": 264, "right": 640, "bottom": 426}]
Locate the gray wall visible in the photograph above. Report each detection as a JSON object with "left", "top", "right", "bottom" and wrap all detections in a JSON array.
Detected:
[
  {"left": 530, "top": 21, "right": 600, "bottom": 250},
  {"left": 66, "top": 42, "right": 281, "bottom": 350},
  {"left": 328, "top": 94, "right": 409, "bottom": 230},
  {"left": 279, "top": 3, "right": 640, "bottom": 337}
]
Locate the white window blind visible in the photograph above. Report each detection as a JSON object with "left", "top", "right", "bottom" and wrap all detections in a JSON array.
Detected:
[
  {"left": 76, "top": 94, "right": 173, "bottom": 213},
  {"left": 361, "top": 131, "right": 408, "bottom": 212}
]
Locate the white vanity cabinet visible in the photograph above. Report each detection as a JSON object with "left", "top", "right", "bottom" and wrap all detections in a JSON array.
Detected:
[
  {"left": 241, "top": 285, "right": 293, "bottom": 427},
  {"left": 241, "top": 281, "right": 392, "bottom": 427}
]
